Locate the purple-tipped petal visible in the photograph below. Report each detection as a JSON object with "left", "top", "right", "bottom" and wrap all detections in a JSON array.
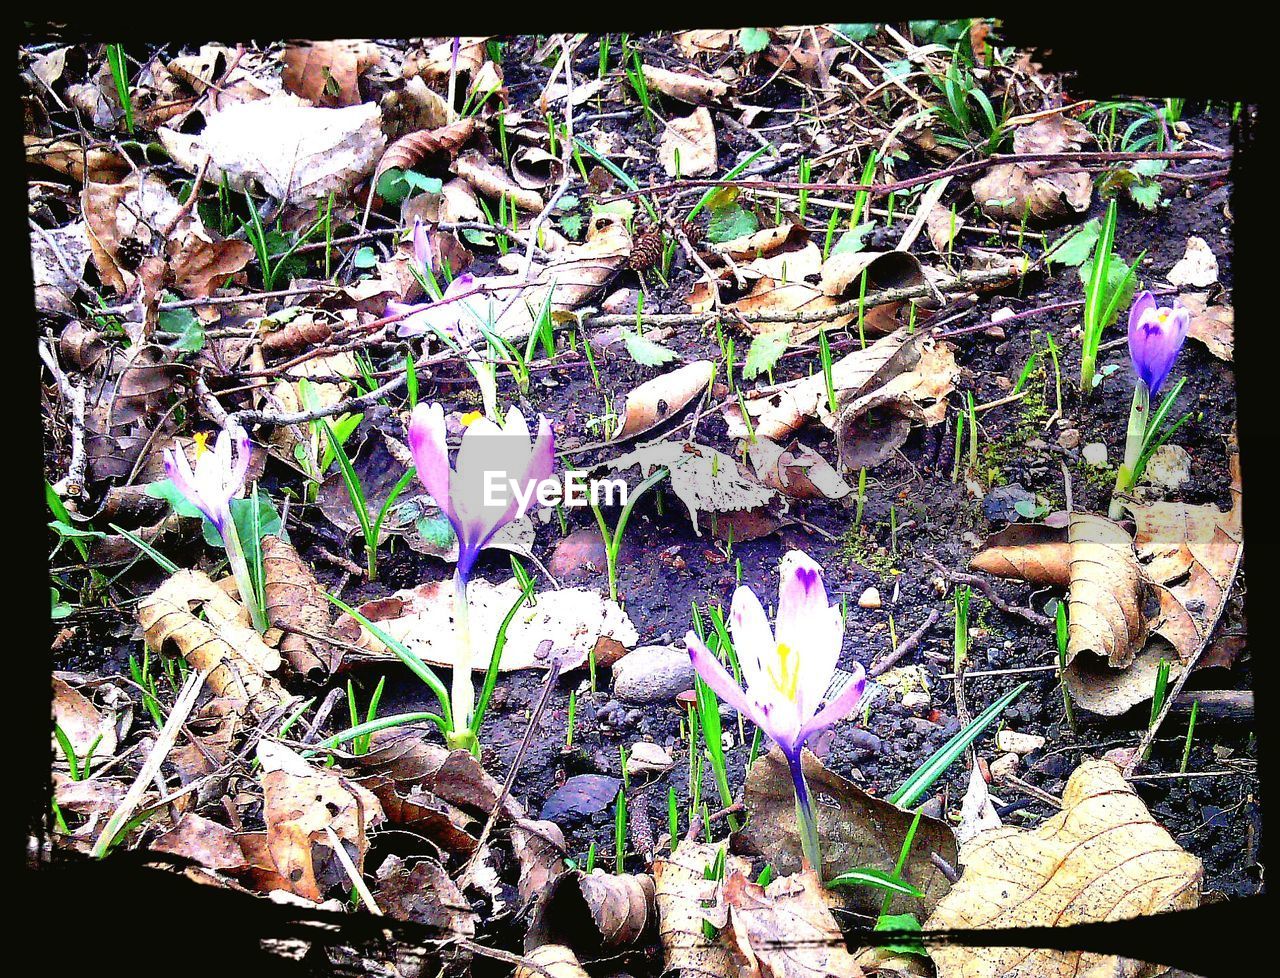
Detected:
[
  {"left": 728, "top": 584, "right": 775, "bottom": 695},
  {"left": 412, "top": 219, "right": 433, "bottom": 273},
  {"left": 687, "top": 631, "right": 774, "bottom": 735},
  {"left": 408, "top": 403, "right": 453, "bottom": 519},
  {"left": 798, "top": 661, "right": 867, "bottom": 744}
]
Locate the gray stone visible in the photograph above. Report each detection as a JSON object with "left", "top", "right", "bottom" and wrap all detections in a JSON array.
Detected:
[
  {"left": 983, "top": 482, "right": 1036, "bottom": 523},
  {"left": 613, "top": 645, "right": 695, "bottom": 704},
  {"left": 1083, "top": 442, "right": 1109, "bottom": 467}
]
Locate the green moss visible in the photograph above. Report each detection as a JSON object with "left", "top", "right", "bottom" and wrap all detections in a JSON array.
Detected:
[{"left": 838, "top": 523, "right": 897, "bottom": 576}]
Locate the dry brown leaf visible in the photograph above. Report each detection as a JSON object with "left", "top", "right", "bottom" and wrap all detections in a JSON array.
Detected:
[
  {"left": 747, "top": 438, "right": 852, "bottom": 502},
  {"left": 969, "top": 515, "right": 1154, "bottom": 715},
  {"left": 654, "top": 840, "right": 748, "bottom": 978},
  {"left": 972, "top": 116, "right": 1093, "bottom": 224},
  {"left": 834, "top": 336, "right": 957, "bottom": 471},
  {"left": 724, "top": 868, "right": 866, "bottom": 978},
  {"left": 735, "top": 747, "right": 957, "bottom": 917},
  {"left": 511, "top": 146, "right": 565, "bottom": 190},
  {"left": 375, "top": 854, "right": 479, "bottom": 938},
  {"left": 404, "top": 37, "right": 486, "bottom": 83},
  {"left": 451, "top": 148, "right": 544, "bottom": 212},
  {"left": 609, "top": 359, "right": 715, "bottom": 442},
  {"left": 52, "top": 676, "right": 118, "bottom": 767},
  {"left": 262, "top": 534, "right": 337, "bottom": 680},
  {"left": 376, "top": 119, "right": 476, "bottom": 178},
  {"left": 660, "top": 107, "right": 718, "bottom": 177},
  {"left": 150, "top": 812, "right": 248, "bottom": 872},
  {"left": 159, "top": 94, "right": 386, "bottom": 204},
  {"left": 31, "top": 221, "right": 91, "bottom": 315},
  {"left": 25, "top": 135, "right": 132, "bottom": 183},
  {"left": 515, "top": 944, "right": 591, "bottom": 978},
  {"left": 526, "top": 870, "right": 656, "bottom": 956},
  {"left": 332, "top": 576, "right": 637, "bottom": 673},
  {"left": 969, "top": 522, "right": 1072, "bottom": 585},
  {"left": 1127, "top": 434, "right": 1242, "bottom": 663},
  {"left": 511, "top": 818, "right": 569, "bottom": 906},
  {"left": 674, "top": 30, "right": 739, "bottom": 57},
  {"left": 640, "top": 64, "right": 729, "bottom": 105},
  {"left": 168, "top": 233, "right": 254, "bottom": 298},
  {"left": 380, "top": 76, "right": 455, "bottom": 140},
  {"left": 925, "top": 759, "right": 1201, "bottom": 978},
  {"left": 281, "top": 40, "right": 378, "bottom": 107},
  {"left": 137, "top": 569, "right": 288, "bottom": 716},
  {"left": 1180, "top": 292, "right": 1233, "bottom": 360},
  {"left": 241, "top": 762, "right": 382, "bottom": 901}
]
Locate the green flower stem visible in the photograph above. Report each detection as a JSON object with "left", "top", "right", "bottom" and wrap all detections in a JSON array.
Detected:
[
  {"left": 786, "top": 749, "right": 824, "bottom": 877},
  {"left": 222, "top": 516, "right": 268, "bottom": 633},
  {"left": 447, "top": 569, "right": 479, "bottom": 755},
  {"left": 1110, "top": 380, "right": 1149, "bottom": 519}
]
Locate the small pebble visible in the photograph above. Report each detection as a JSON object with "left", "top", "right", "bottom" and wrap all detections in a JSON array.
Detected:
[
  {"left": 989, "top": 752, "right": 1020, "bottom": 781},
  {"left": 996, "top": 730, "right": 1047, "bottom": 754},
  {"left": 1057, "top": 428, "right": 1081, "bottom": 450},
  {"left": 858, "top": 587, "right": 882, "bottom": 610},
  {"left": 1083, "top": 442, "right": 1109, "bottom": 467}
]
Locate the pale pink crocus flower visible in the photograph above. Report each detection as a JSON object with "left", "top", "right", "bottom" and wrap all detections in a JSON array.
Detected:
[{"left": 686, "top": 550, "right": 866, "bottom": 872}]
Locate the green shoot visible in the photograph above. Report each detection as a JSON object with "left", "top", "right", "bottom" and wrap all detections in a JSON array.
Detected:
[
  {"left": 1056, "top": 601, "right": 1075, "bottom": 729},
  {"left": 105, "top": 45, "right": 134, "bottom": 134},
  {"left": 566, "top": 689, "right": 577, "bottom": 749},
  {"left": 589, "top": 467, "right": 669, "bottom": 603},
  {"left": 819, "top": 330, "right": 838, "bottom": 414},
  {"left": 1179, "top": 699, "right": 1199, "bottom": 774}
]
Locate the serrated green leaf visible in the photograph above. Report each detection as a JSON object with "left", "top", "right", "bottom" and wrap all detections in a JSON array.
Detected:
[
  {"left": 558, "top": 213, "right": 584, "bottom": 239},
  {"left": 1045, "top": 219, "right": 1100, "bottom": 267},
  {"left": 833, "top": 24, "right": 878, "bottom": 43},
  {"left": 621, "top": 328, "right": 677, "bottom": 366},
  {"left": 831, "top": 222, "right": 875, "bottom": 256},
  {"left": 738, "top": 28, "right": 770, "bottom": 54},
  {"left": 158, "top": 304, "right": 206, "bottom": 353},
  {"left": 743, "top": 328, "right": 791, "bottom": 380},
  {"left": 354, "top": 246, "right": 378, "bottom": 269},
  {"left": 1130, "top": 181, "right": 1162, "bottom": 210},
  {"left": 875, "top": 913, "right": 928, "bottom": 957}
]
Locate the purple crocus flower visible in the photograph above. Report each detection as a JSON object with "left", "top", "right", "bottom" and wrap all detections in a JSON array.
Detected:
[
  {"left": 407, "top": 402, "right": 555, "bottom": 583},
  {"left": 411, "top": 217, "right": 434, "bottom": 273},
  {"left": 686, "top": 550, "right": 866, "bottom": 872},
  {"left": 162, "top": 422, "right": 268, "bottom": 633},
  {"left": 1128, "top": 291, "right": 1189, "bottom": 396},
  {"left": 163, "top": 423, "right": 250, "bottom": 541}
]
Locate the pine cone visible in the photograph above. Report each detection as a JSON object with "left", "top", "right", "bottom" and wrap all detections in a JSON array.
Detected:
[
  {"left": 629, "top": 224, "right": 664, "bottom": 271},
  {"left": 682, "top": 219, "right": 705, "bottom": 247}
]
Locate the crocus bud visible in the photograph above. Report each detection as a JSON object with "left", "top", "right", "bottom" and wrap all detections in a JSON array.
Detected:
[{"left": 1128, "top": 291, "right": 1189, "bottom": 396}]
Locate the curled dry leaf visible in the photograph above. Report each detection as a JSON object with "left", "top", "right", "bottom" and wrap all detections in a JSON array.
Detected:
[
  {"left": 834, "top": 334, "right": 957, "bottom": 471},
  {"left": 515, "top": 944, "right": 591, "bottom": 978},
  {"left": 723, "top": 868, "right": 866, "bottom": 978},
  {"left": 747, "top": 438, "right": 853, "bottom": 502},
  {"left": 159, "top": 94, "right": 386, "bottom": 203},
  {"left": 640, "top": 64, "right": 729, "bottom": 105},
  {"left": 605, "top": 440, "right": 779, "bottom": 539},
  {"left": 376, "top": 118, "right": 476, "bottom": 178},
  {"left": 969, "top": 515, "right": 1154, "bottom": 715},
  {"left": 608, "top": 359, "right": 715, "bottom": 443},
  {"left": 654, "top": 840, "right": 749, "bottom": 978},
  {"left": 137, "top": 569, "right": 288, "bottom": 716},
  {"left": 735, "top": 747, "right": 957, "bottom": 917},
  {"left": 511, "top": 145, "right": 566, "bottom": 190},
  {"left": 1180, "top": 291, "right": 1233, "bottom": 360},
  {"left": 925, "top": 759, "right": 1202, "bottom": 978},
  {"left": 660, "top": 107, "right": 718, "bottom": 177},
  {"left": 452, "top": 148, "right": 544, "bottom": 212},
  {"left": 333, "top": 576, "right": 638, "bottom": 673},
  {"left": 526, "top": 869, "right": 656, "bottom": 956},
  {"left": 261, "top": 534, "right": 337, "bottom": 680},
  {"left": 25, "top": 135, "right": 131, "bottom": 183},
  {"left": 972, "top": 115, "right": 1093, "bottom": 224},
  {"left": 511, "top": 818, "right": 570, "bottom": 906}
]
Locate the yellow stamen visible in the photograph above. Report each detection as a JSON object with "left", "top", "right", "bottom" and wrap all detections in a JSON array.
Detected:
[
  {"left": 192, "top": 431, "right": 212, "bottom": 457},
  {"left": 460, "top": 410, "right": 483, "bottom": 427},
  {"left": 768, "top": 641, "right": 800, "bottom": 700}
]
